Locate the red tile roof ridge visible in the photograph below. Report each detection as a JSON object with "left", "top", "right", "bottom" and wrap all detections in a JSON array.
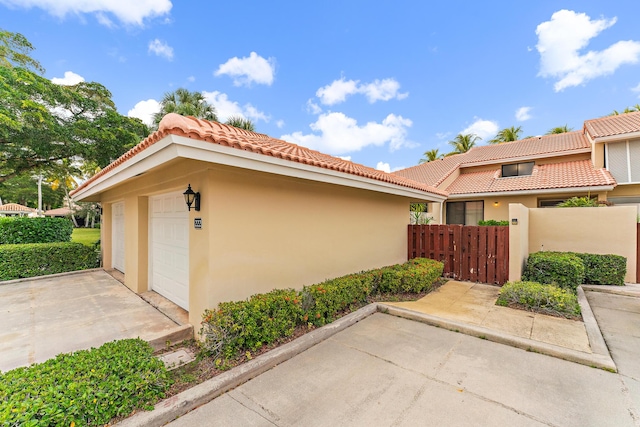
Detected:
[
  {"left": 584, "top": 111, "right": 640, "bottom": 138},
  {"left": 0, "top": 203, "right": 35, "bottom": 212},
  {"left": 72, "top": 113, "right": 447, "bottom": 198}
]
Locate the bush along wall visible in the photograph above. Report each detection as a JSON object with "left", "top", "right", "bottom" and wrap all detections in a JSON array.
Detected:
[
  {"left": 496, "top": 281, "right": 581, "bottom": 318},
  {"left": 522, "top": 251, "right": 627, "bottom": 288},
  {"left": 0, "top": 217, "right": 73, "bottom": 244},
  {"left": 0, "top": 242, "right": 99, "bottom": 281},
  {"left": 200, "top": 258, "right": 444, "bottom": 362}
]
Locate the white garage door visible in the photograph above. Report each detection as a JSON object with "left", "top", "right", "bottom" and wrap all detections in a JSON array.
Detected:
[
  {"left": 112, "top": 202, "right": 125, "bottom": 273},
  {"left": 149, "top": 192, "right": 189, "bottom": 310}
]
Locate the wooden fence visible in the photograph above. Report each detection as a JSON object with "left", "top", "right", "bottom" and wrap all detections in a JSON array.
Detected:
[{"left": 408, "top": 224, "right": 509, "bottom": 285}]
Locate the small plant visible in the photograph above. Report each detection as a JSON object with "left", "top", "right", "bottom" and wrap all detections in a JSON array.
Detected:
[
  {"left": 556, "top": 196, "right": 599, "bottom": 208},
  {"left": 497, "top": 281, "right": 581, "bottom": 318}
]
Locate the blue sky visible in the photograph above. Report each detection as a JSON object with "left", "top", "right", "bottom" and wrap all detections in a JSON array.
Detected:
[{"left": 3, "top": 1, "right": 640, "bottom": 172}]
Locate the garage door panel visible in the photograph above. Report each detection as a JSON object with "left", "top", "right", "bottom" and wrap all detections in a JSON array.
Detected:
[{"left": 150, "top": 192, "right": 189, "bottom": 310}]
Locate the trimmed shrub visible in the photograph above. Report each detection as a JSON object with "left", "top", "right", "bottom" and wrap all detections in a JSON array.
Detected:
[
  {"left": 0, "top": 217, "right": 73, "bottom": 244},
  {"left": 201, "top": 289, "right": 303, "bottom": 359},
  {"left": 0, "top": 242, "right": 99, "bottom": 281},
  {"left": 496, "top": 281, "right": 581, "bottom": 318},
  {"left": 572, "top": 253, "right": 627, "bottom": 286},
  {"left": 200, "top": 258, "right": 444, "bottom": 360},
  {"left": 0, "top": 339, "right": 171, "bottom": 426},
  {"left": 478, "top": 219, "right": 509, "bottom": 226},
  {"left": 522, "top": 252, "right": 585, "bottom": 291}
]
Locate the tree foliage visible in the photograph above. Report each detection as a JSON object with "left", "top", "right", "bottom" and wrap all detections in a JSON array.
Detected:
[
  {"left": 0, "top": 64, "right": 149, "bottom": 184},
  {"left": 447, "top": 133, "right": 480, "bottom": 155},
  {"left": 419, "top": 148, "right": 443, "bottom": 163},
  {"left": 488, "top": 126, "right": 522, "bottom": 144},
  {"left": 0, "top": 29, "right": 44, "bottom": 74},
  {"left": 545, "top": 125, "right": 573, "bottom": 134},
  {"left": 610, "top": 105, "right": 640, "bottom": 116},
  {"left": 225, "top": 115, "right": 255, "bottom": 131},
  {"left": 152, "top": 88, "right": 217, "bottom": 126}
]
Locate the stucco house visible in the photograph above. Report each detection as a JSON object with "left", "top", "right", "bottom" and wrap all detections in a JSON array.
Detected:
[
  {"left": 395, "top": 111, "right": 640, "bottom": 225},
  {"left": 71, "top": 113, "right": 446, "bottom": 327},
  {"left": 0, "top": 203, "right": 36, "bottom": 217}
]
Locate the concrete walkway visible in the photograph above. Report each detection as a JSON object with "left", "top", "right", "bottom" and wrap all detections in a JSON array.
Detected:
[
  {"left": 0, "top": 270, "right": 192, "bottom": 372},
  {"left": 387, "top": 281, "right": 591, "bottom": 352},
  {"left": 164, "top": 313, "right": 639, "bottom": 427}
]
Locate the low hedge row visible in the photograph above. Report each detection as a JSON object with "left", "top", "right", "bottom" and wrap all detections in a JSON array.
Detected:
[
  {"left": 0, "top": 217, "right": 73, "bottom": 244},
  {"left": 200, "top": 258, "right": 444, "bottom": 361},
  {"left": 0, "top": 339, "right": 171, "bottom": 426},
  {"left": 522, "top": 251, "right": 627, "bottom": 289},
  {"left": 496, "top": 281, "right": 581, "bottom": 318},
  {"left": 0, "top": 242, "right": 100, "bottom": 281},
  {"left": 478, "top": 220, "right": 509, "bottom": 226}
]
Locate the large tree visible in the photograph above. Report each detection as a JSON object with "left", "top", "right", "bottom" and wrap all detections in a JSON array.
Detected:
[
  {"left": 419, "top": 148, "right": 443, "bottom": 163},
  {"left": 0, "top": 29, "right": 44, "bottom": 73},
  {"left": 447, "top": 134, "right": 480, "bottom": 155},
  {"left": 152, "top": 88, "right": 217, "bottom": 126},
  {"left": 488, "top": 126, "right": 522, "bottom": 144},
  {"left": 0, "top": 30, "right": 149, "bottom": 184}
]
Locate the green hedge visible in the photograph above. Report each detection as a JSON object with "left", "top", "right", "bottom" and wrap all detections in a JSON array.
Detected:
[
  {"left": 572, "top": 253, "right": 626, "bottom": 286},
  {"left": 522, "top": 252, "right": 585, "bottom": 291},
  {"left": 496, "top": 281, "right": 581, "bottom": 318},
  {"left": 201, "top": 258, "right": 443, "bottom": 360},
  {"left": 0, "top": 217, "right": 73, "bottom": 244},
  {"left": 0, "top": 242, "right": 99, "bottom": 281},
  {"left": 478, "top": 220, "right": 509, "bottom": 226},
  {"left": 0, "top": 339, "right": 171, "bottom": 426}
]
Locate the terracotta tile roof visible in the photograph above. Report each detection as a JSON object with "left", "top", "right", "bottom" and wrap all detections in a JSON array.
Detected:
[
  {"left": 445, "top": 160, "right": 616, "bottom": 195},
  {"left": 44, "top": 207, "right": 73, "bottom": 216},
  {"left": 0, "top": 203, "right": 35, "bottom": 212},
  {"left": 584, "top": 111, "right": 640, "bottom": 139},
  {"left": 394, "top": 131, "right": 591, "bottom": 187},
  {"left": 71, "top": 113, "right": 447, "bottom": 198}
]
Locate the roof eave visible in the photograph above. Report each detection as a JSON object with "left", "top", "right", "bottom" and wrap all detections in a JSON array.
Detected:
[
  {"left": 72, "top": 134, "right": 448, "bottom": 203},
  {"left": 592, "top": 130, "right": 640, "bottom": 143},
  {"left": 446, "top": 185, "right": 615, "bottom": 199}
]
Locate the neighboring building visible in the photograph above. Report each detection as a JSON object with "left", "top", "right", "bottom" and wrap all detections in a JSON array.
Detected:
[
  {"left": 71, "top": 113, "right": 446, "bottom": 328},
  {"left": 0, "top": 203, "right": 36, "bottom": 217},
  {"left": 395, "top": 111, "right": 640, "bottom": 225}
]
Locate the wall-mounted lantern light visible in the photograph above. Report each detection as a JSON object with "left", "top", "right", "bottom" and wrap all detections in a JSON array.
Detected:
[
  {"left": 183, "top": 184, "right": 200, "bottom": 211},
  {"left": 493, "top": 201, "right": 499, "bottom": 207}
]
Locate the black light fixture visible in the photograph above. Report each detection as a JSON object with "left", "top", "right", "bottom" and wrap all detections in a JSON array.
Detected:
[{"left": 183, "top": 184, "right": 200, "bottom": 211}]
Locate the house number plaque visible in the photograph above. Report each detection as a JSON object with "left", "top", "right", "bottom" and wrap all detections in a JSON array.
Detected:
[{"left": 194, "top": 218, "right": 202, "bottom": 229}]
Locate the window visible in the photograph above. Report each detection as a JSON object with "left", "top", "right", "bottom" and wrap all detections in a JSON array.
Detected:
[
  {"left": 501, "top": 162, "right": 534, "bottom": 177},
  {"left": 446, "top": 201, "right": 483, "bottom": 225},
  {"left": 606, "top": 140, "right": 640, "bottom": 184}
]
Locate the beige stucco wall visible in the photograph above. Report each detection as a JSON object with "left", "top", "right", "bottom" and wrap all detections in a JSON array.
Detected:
[
  {"left": 508, "top": 204, "right": 529, "bottom": 282},
  {"left": 94, "top": 159, "right": 421, "bottom": 329},
  {"left": 528, "top": 206, "right": 637, "bottom": 283}
]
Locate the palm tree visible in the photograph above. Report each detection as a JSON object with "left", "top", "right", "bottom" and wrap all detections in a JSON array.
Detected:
[
  {"left": 152, "top": 88, "right": 217, "bottom": 127},
  {"left": 488, "top": 126, "right": 522, "bottom": 144},
  {"left": 225, "top": 115, "right": 255, "bottom": 131},
  {"left": 447, "top": 134, "right": 480, "bottom": 155},
  {"left": 545, "top": 125, "right": 573, "bottom": 134},
  {"left": 419, "top": 148, "right": 443, "bottom": 164}
]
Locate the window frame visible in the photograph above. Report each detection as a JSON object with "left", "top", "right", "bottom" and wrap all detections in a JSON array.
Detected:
[
  {"left": 446, "top": 200, "right": 484, "bottom": 225},
  {"left": 501, "top": 161, "right": 534, "bottom": 178}
]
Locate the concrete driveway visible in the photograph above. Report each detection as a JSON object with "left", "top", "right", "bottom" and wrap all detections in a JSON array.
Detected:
[
  {"left": 0, "top": 270, "right": 190, "bottom": 372},
  {"left": 167, "top": 313, "right": 640, "bottom": 427}
]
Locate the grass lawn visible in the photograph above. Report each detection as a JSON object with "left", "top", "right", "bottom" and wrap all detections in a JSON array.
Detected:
[{"left": 71, "top": 228, "right": 100, "bottom": 246}]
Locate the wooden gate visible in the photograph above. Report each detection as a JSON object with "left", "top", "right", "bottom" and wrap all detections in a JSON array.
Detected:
[{"left": 408, "top": 224, "right": 509, "bottom": 285}]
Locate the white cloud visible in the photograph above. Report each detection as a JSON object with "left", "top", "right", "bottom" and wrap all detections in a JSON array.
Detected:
[
  {"left": 316, "top": 77, "right": 408, "bottom": 105},
  {"left": 306, "top": 99, "right": 323, "bottom": 115},
  {"left": 280, "top": 112, "right": 413, "bottom": 155},
  {"left": 214, "top": 52, "right": 275, "bottom": 87},
  {"left": 632, "top": 83, "right": 640, "bottom": 97},
  {"left": 187, "top": 76, "right": 195, "bottom": 82},
  {"left": 435, "top": 132, "right": 451, "bottom": 140},
  {"left": 536, "top": 10, "right": 640, "bottom": 92},
  {"left": 276, "top": 120, "right": 285, "bottom": 128},
  {"left": 461, "top": 118, "right": 499, "bottom": 140},
  {"left": 148, "top": 39, "right": 173, "bottom": 61},
  {"left": 0, "top": 0, "right": 172, "bottom": 26},
  {"left": 376, "top": 162, "right": 391, "bottom": 173},
  {"left": 339, "top": 156, "right": 351, "bottom": 161},
  {"left": 201, "top": 91, "right": 269, "bottom": 123},
  {"left": 127, "top": 99, "right": 160, "bottom": 127},
  {"left": 51, "top": 71, "right": 85, "bottom": 85},
  {"left": 515, "top": 106, "right": 532, "bottom": 121},
  {"left": 316, "top": 78, "right": 359, "bottom": 105}
]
